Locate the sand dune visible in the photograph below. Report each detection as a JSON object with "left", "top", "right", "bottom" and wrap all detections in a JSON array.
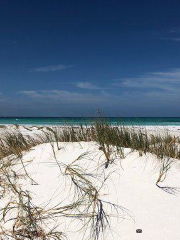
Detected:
[{"left": 1, "top": 139, "right": 180, "bottom": 239}]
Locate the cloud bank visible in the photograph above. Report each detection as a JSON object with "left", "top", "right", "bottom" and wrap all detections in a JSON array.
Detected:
[
  {"left": 1, "top": 68, "right": 180, "bottom": 116},
  {"left": 30, "top": 64, "right": 72, "bottom": 72},
  {"left": 114, "top": 68, "right": 180, "bottom": 96}
]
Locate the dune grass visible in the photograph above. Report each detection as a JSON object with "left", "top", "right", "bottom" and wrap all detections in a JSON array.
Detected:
[
  {"left": 0, "top": 130, "right": 42, "bottom": 160},
  {"left": 0, "top": 117, "right": 180, "bottom": 239},
  {"left": 0, "top": 180, "right": 65, "bottom": 239},
  {"left": 40, "top": 117, "right": 180, "bottom": 163},
  {"left": 0, "top": 127, "right": 127, "bottom": 239},
  {"left": 63, "top": 152, "right": 124, "bottom": 240}
]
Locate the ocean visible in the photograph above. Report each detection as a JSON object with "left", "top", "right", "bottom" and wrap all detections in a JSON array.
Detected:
[{"left": 0, "top": 117, "right": 180, "bottom": 126}]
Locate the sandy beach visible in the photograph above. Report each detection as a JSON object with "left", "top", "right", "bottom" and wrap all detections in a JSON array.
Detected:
[{"left": 0, "top": 124, "right": 180, "bottom": 239}]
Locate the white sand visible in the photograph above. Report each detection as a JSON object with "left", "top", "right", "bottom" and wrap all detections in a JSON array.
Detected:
[
  {"left": 1, "top": 139, "right": 180, "bottom": 239},
  {"left": 0, "top": 124, "right": 180, "bottom": 137}
]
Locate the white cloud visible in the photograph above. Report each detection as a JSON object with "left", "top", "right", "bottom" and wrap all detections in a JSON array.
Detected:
[
  {"left": 19, "top": 91, "right": 42, "bottom": 98},
  {"left": 114, "top": 68, "right": 180, "bottom": 95},
  {"left": 20, "top": 67, "right": 180, "bottom": 107},
  {"left": 19, "top": 90, "right": 115, "bottom": 104},
  {"left": 30, "top": 64, "right": 72, "bottom": 72},
  {"left": 76, "top": 82, "right": 102, "bottom": 90},
  {"left": 76, "top": 82, "right": 113, "bottom": 90},
  {"left": 160, "top": 37, "right": 180, "bottom": 41},
  {"left": 18, "top": 68, "right": 180, "bottom": 116},
  {"left": 168, "top": 28, "right": 180, "bottom": 34},
  {"left": 159, "top": 28, "right": 180, "bottom": 42}
]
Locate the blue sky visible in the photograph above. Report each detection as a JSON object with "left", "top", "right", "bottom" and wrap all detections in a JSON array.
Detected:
[{"left": 0, "top": 0, "right": 180, "bottom": 116}]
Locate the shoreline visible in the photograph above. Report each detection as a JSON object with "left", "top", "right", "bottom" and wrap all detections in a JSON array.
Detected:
[
  {"left": 1, "top": 124, "right": 180, "bottom": 138},
  {"left": 1, "top": 123, "right": 180, "bottom": 127}
]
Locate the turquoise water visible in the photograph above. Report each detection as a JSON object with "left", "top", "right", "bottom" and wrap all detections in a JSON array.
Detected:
[{"left": 0, "top": 117, "right": 180, "bottom": 126}]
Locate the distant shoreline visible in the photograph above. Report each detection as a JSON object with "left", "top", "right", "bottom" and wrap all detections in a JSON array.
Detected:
[
  {"left": 0, "top": 124, "right": 180, "bottom": 138},
  {"left": 0, "top": 117, "right": 180, "bottom": 126}
]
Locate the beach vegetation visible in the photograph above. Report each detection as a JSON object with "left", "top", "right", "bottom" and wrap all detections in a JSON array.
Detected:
[{"left": 0, "top": 116, "right": 180, "bottom": 239}]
